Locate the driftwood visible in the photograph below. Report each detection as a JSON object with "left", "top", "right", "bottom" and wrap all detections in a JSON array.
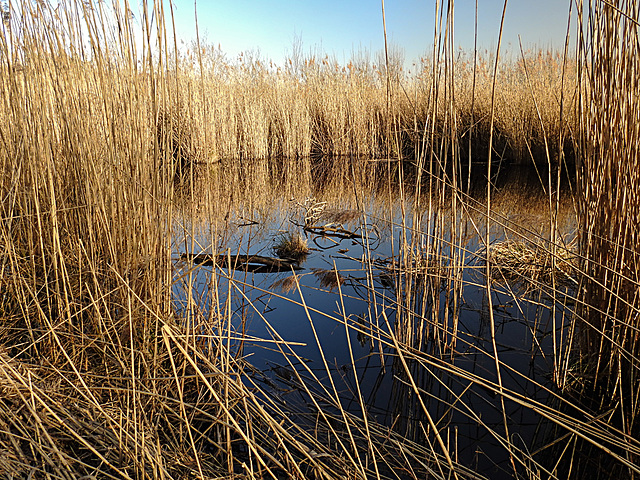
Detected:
[
  {"left": 181, "top": 253, "right": 302, "bottom": 273},
  {"left": 303, "top": 225, "right": 359, "bottom": 240}
]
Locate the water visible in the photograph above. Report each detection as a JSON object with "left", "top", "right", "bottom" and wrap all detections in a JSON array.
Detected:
[{"left": 172, "top": 171, "right": 578, "bottom": 479}]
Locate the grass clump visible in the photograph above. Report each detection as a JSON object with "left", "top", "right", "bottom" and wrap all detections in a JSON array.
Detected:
[
  {"left": 486, "top": 240, "right": 577, "bottom": 285},
  {"left": 273, "top": 231, "right": 309, "bottom": 262}
]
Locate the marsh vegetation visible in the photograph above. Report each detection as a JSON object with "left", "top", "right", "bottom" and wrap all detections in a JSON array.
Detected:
[{"left": 0, "top": 1, "right": 639, "bottom": 479}]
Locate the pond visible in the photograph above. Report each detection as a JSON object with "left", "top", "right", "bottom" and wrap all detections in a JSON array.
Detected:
[{"left": 172, "top": 165, "right": 579, "bottom": 479}]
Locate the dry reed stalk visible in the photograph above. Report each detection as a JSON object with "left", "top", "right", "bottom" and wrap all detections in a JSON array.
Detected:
[
  {"left": 480, "top": 2, "right": 521, "bottom": 475},
  {"left": 574, "top": 0, "right": 640, "bottom": 450}
]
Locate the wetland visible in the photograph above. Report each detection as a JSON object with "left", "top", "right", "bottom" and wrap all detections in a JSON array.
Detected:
[{"left": 1, "top": 1, "right": 639, "bottom": 479}]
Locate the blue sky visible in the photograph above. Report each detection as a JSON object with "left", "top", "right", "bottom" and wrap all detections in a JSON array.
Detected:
[{"left": 163, "top": 0, "right": 573, "bottom": 66}]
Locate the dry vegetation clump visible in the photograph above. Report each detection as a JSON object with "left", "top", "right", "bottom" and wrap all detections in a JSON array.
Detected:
[
  {"left": 273, "top": 231, "right": 310, "bottom": 262},
  {"left": 269, "top": 274, "right": 300, "bottom": 294},
  {"left": 486, "top": 240, "right": 577, "bottom": 285},
  {"left": 312, "top": 267, "right": 347, "bottom": 291}
]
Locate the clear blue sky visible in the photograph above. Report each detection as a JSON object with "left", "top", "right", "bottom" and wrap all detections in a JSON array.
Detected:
[{"left": 160, "top": 0, "right": 572, "bottom": 66}]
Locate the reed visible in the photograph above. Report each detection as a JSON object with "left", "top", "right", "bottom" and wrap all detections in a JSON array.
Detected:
[
  {"left": 170, "top": 38, "right": 577, "bottom": 168},
  {"left": 574, "top": 0, "right": 640, "bottom": 442},
  {"left": 1, "top": 0, "right": 638, "bottom": 479},
  {"left": 0, "top": 2, "right": 475, "bottom": 478}
]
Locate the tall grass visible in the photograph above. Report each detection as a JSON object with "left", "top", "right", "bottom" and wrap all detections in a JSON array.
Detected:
[
  {"left": 574, "top": 0, "right": 640, "bottom": 441},
  {"left": 169, "top": 38, "right": 577, "bottom": 167},
  {"left": 0, "top": 1, "right": 475, "bottom": 478},
  {"left": 0, "top": 2, "right": 180, "bottom": 476},
  {"left": 1, "top": 0, "right": 639, "bottom": 479}
]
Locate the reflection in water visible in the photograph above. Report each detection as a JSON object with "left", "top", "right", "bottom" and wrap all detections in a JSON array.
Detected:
[{"left": 172, "top": 165, "right": 588, "bottom": 479}]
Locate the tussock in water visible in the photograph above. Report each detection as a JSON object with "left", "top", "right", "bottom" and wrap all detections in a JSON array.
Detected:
[
  {"left": 484, "top": 240, "right": 577, "bottom": 285},
  {"left": 273, "top": 232, "right": 310, "bottom": 263}
]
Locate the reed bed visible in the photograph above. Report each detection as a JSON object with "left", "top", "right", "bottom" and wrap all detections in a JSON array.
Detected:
[
  {"left": 173, "top": 39, "right": 577, "bottom": 167},
  {"left": 0, "top": 1, "right": 477, "bottom": 478},
  {"left": 573, "top": 0, "right": 640, "bottom": 453},
  {"left": 0, "top": 0, "right": 638, "bottom": 479}
]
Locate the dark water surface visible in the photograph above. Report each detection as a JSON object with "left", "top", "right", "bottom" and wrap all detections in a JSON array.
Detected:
[{"left": 172, "top": 168, "right": 578, "bottom": 479}]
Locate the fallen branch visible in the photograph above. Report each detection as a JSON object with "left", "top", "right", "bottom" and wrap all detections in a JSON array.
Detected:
[{"left": 181, "top": 253, "right": 303, "bottom": 273}]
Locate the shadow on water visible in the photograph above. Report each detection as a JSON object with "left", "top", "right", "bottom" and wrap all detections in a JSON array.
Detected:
[{"left": 170, "top": 163, "right": 630, "bottom": 479}]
